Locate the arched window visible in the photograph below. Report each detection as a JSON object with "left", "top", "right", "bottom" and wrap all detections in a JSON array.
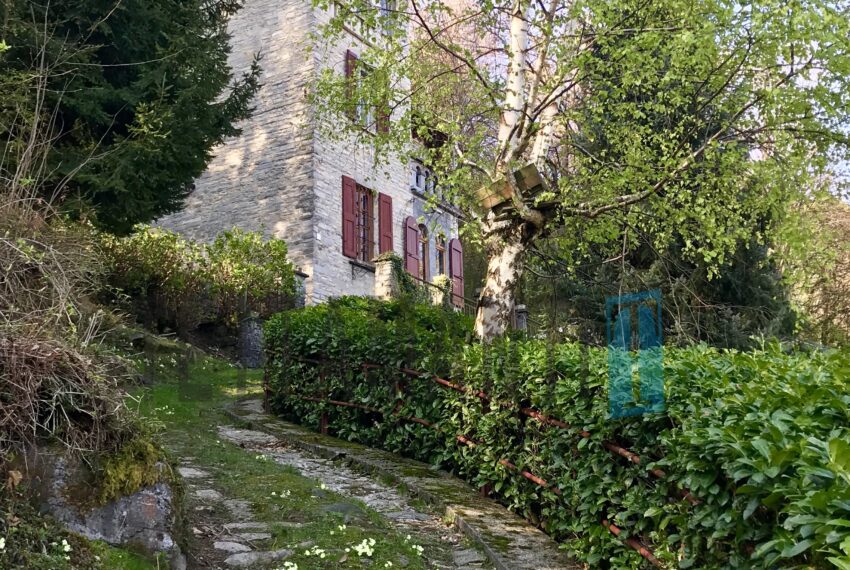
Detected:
[
  {"left": 435, "top": 234, "right": 446, "bottom": 275},
  {"left": 424, "top": 170, "right": 432, "bottom": 193},
  {"left": 418, "top": 224, "right": 429, "bottom": 280},
  {"left": 415, "top": 166, "right": 424, "bottom": 190}
]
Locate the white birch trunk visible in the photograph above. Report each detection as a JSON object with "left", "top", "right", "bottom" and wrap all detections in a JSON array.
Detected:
[
  {"left": 473, "top": 223, "right": 528, "bottom": 340},
  {"left": 497, "top": 0, "right": 530, "bottom": 160}
]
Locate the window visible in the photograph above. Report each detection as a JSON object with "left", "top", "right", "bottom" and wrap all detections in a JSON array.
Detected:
[
  {"left": 414, "top": 165, "right": 423, "bottom": 190},
  {"left": 345, "top": 51, "right": 388, "bottom": 132},
  {"left": 418, "top": 224, "right": 429, "bottom": 280},
  {"left": 356, "top": 67, "right": 375, "bottom": 128},
  {"left": 435, "top": 234, "right": 446, "bottom": 275},
  {"left": 355, "top": 184, "right": 374, "bottom": 262}
]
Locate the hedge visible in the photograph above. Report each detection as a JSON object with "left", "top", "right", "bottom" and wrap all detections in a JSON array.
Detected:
[
  {"left": 264, "top": 297, "right": 850, "bottom": 569},
  {"left": 101, "top": 226, "right": 296, "bottom": 334}
]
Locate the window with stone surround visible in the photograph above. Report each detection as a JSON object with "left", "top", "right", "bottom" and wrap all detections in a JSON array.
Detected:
[
  {"left": 435, "top": 234, "right": 446, "bottom": 275},
  {"left": 355, "top": 184, "right": 375, "bottom": 262}
]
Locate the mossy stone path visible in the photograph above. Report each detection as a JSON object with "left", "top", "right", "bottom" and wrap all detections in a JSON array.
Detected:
[{"left": 139, "top": 358, "right": 491, "bottom": 569}]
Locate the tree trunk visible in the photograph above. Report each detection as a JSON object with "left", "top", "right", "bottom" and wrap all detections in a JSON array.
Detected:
[{"left": 474, "top": 222, "right": 530, "bottom": 340}]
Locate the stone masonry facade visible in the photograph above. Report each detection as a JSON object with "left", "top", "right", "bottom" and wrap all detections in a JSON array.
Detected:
[{"left": 158, "top": 0, "right": 461, "bottom": 304}]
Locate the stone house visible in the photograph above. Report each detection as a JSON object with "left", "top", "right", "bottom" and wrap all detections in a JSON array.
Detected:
[{"left": 157, "top": 0, "right": 464, "bottom": 306}]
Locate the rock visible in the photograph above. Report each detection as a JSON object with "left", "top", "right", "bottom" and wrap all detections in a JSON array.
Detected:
[
  {"left": 193, "top": 489, "right": 223, "bottom": 501},
  {"left": 19, "top": 449, "right": 184, "bottom": 566},
  {"left": 453, "top": 549, "right": 486, "bottom": 565},
  {"left": 178, "top": 467, "right": 210, "bottom": 478},
  {"left": 223, "top": 549, "right": 293, "bottom": 568},
  {"left": 214, "top": 541, "right": 252, "bottom": 554}
]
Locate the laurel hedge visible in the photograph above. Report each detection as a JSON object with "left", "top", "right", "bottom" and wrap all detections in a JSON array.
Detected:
[{"left": 265, "top": 297, "right": 850, "bottom": 569}]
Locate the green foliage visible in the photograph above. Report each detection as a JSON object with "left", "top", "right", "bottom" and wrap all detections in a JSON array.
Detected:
[
  {"left": 0, "top": 0, "right": 260, "bottom": 233},
  {"left": 266, "top": 300, "right": 850, "bottom": 568},
  {"left": 520, "top": 235, "right": 797, "bottom": 349},
  {"left": 101, "top": 226, "right": 296, "bottom": 334}
]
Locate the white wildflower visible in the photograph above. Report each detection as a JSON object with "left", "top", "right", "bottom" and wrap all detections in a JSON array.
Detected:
[
  {"left": 353, "top": 539, "right": 375, "bottom": 557},
  {"left": 0, "top": 537, "right": 5, "bottom": 551},
  {"left": 62, "top": 539, "right": 72, "bottom": 553}
]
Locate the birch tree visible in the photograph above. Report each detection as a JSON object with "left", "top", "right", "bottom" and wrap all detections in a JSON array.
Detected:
[{"left": 313, "top": 0, "right": 850, "bottom": 340}]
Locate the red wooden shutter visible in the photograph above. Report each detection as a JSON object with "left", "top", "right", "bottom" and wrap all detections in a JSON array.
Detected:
[
  {"left": 342, "top": 176, "right": 357, "bottom": 258},
  {"left": 403, "top": 216, "right": 420, "bottom": 276},
  {"left": 345, "top": 50, "right": 358, "bottom": 120},
  {"left": 449, "top": 238, "right": 464, "bottom": 307},
  {"left": 378, "top": 193, "right": 393, "bottom": 253}
]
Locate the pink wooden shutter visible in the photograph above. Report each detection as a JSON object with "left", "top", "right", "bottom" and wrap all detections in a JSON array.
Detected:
[
  {"left": 378, "top": 193, "right": 393, "bottom": 253},
  {"left": 342, "top": 176, "right": 357, "bottom": 258},
  {"left": 449, "top": 238, "right": 464, "bottom": 307},
  {"left": 345, "top": 50, "right": 358, "bottom": 120},
  {"left": 404, "top": 216, "right": 420, "bottom": 276}
]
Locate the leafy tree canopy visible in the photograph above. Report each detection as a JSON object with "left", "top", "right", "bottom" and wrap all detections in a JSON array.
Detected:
[
  {"left": 0, "top": 0, "right": 260, "bottom": 233},
  {"left": 313, "top": 0, "right": 850, "bottom": 338}
]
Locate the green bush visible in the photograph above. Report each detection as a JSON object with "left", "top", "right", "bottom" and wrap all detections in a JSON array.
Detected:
[
  {"left": 102, "top": 226, "right": 296, "bottom": 335},
  {"left": 265, "top": 299, "right": 850, "bottom": 569}
]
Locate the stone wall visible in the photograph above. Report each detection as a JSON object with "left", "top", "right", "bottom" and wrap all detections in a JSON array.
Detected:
[
  {"left": 158, "top": 0, "right": 461, "bottom": 305},
  {"left": 310, "top": 8, "right": 459, "bottom": 301},
  {"left": 157, "top": 0, "right": 318, "bottom": 301}
]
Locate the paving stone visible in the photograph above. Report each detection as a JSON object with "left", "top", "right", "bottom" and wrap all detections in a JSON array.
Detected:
[
  {"left": 193, "top": 489, "right": 223, "bottom": 501},
  {"left": 178, "top": 467, "right": 210, "bottom": 479},
  {"left": 214, "top": 541, "right": 252, "bottom": 554},
  {"left": 231, "top": 532, "right": 271, "bottom": 541},
  {"left": 453, "top": 549, "right": 486, "bottom": 565},
  {"left": 218, "top": 426, "right": 279, "bottom": 446},
  {"left": 223, "top": 522, "right": 269, "bottom": 531},
  {"left": 321, "top": 502, "right": 365, "bottom": 516},
  {"left": 222, "top": 499, "right": 252, "bottom": 518},
  {"left": 223, "top": 549, "right": 293, "bottom": 568},
  {"left": 386, "top": 510, "right": 431, "bottom": 521}
]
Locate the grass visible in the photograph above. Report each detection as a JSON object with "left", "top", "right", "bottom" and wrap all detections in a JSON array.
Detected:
[{"left": 134, "top": 352, "right": 434, "bottom": 569}]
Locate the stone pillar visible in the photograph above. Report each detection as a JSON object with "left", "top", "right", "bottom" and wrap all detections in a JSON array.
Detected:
[
  {"left": 514, "top": 304, "right": 528, "bottom": 332},
  {"left": 293, "top": 270, "right": 307, "bottom": 308},
  {"left": 374, "top": 257, "right": 400, "bottom": 300},
  {"left": 238, "top": 315, "right": 265, "bottom": 369}
]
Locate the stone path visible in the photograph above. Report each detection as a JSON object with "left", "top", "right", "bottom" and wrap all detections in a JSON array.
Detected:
[
  {"left": 226, "top": 399, "right": 578, "bottom": 570},
  {"left": 173, "top": 412, "right": 491, "bottom": 569},
  {"left": 208, "top": 425, "right": 490, "bottom": 569}
]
